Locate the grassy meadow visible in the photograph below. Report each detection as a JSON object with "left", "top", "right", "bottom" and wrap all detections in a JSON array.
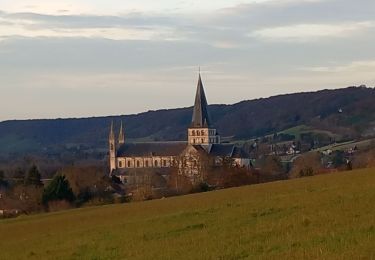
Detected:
[{"left": 1, "top": 168, "right": 375, "bottom": 259}]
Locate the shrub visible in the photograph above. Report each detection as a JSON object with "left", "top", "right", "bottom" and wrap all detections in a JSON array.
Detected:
[
  {"left": 290, "top": 152, "right": 321, "bottom": 178},
  {"left": 199, "top": 182, "right": 211, "bottom": 192},
  {"left": 47, "top": 200, "right": 73, "bottom": 212}
]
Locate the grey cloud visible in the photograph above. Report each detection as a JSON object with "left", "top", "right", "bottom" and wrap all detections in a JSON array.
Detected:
[
  {"left": 213, "top": 0, "right": 375, "bottom": 29},
  {"left": 1, "top": 11, "right": 183, "bottom": 29},
  {"left": 1, "top": 0, "right": 375, "bottom": 121},
  {"left": 0, "top": 20, "right": 13, "bottom": 26},
  {"left": 0, "top": 0, "right": 374, "bottom": 74},
  {"left": 1, "top": 0, "right": 375, "bottom": 47},
  {"left": 1, "top": 26, "right": 374, "bottom": 75},
  {"left": 0, "top": 37, "right": 230, "bottom": 72}
]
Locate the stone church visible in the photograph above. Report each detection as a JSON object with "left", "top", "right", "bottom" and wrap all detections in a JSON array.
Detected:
[{"left": 109, "top": 74, "right": 251, "bottom": 179}]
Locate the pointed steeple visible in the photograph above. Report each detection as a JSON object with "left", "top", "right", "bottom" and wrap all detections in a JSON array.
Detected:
[
  {"left": 109, "top": 120, "right": 115, "bottom": 140},
  {"left": 118, "top": 121, "right": 125, "bottom": 145},
  {"left": 191, "top": 73, "right": 211, "bottom": 128},
  {"left": 109, "top": 120, "right": 116, "bottom": 173}
]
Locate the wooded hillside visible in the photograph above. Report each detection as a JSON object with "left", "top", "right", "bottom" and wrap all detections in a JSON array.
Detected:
[{"left": 0, "top": 86, "right": 374, "bottom": 157}]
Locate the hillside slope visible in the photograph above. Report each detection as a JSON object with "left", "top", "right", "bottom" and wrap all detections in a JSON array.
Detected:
[
  {"left": 0, "top": 86, "right": 374, "bottom": 156},
  {"left": 1, "top": 168, "right": 375, "bottom": 259}
]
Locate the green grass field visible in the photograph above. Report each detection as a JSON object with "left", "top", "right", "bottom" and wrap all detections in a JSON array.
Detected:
[
  {"left": 1, "top": 168, "right": 375, "bottom": 259},
  {"left": 278, "top": 125, "right": 340, "bottom": 140}
]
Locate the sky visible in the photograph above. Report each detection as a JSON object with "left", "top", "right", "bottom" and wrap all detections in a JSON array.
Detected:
[{"left": 0, "top": 0, "right": 374, "bottom": 121}]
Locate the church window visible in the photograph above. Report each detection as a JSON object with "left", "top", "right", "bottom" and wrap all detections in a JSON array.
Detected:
[
  {"left": 136, "top": 161, "right": 140, "bottom": 168},
  {"left": 127, "top": 161, "right": 131, "bottom": 168},
  {"left": 119, "top": 161, "right": 123, "bottom": 168},
  {"left": 201, "top": 130, "right": 205, "bottom": 135},
  {"left": 192, "top": 130, "right": 196, "bottom": 136},
  {"left": 197, "top": 131, "right": 200, "bottom": 136}
]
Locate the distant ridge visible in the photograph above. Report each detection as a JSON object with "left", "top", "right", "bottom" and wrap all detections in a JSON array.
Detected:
[{"left": 0, "top": 86, "right": 374, "bottom": 155}]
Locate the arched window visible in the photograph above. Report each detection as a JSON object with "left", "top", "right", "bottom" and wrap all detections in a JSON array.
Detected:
[
  {"left": 197, "top": 131, "right": 200, "bottom": 136},
  {"left": 163, "top": 160, "right": 167, "bottom": 167},
  {"left": 119, "top": 161, "right": 123, "bottom": 168},
  {"left": 201, "top": 130, "right": 205, "bottom": 135},
  {"left": 127, "top": 161, "right": 131, "bottom": 168},
  {"left": 145, "top": 160, "right": 149, "bottom": 167},
  {"left": 136, "top": 161, "right": 140, "bottom": 168},
  {"left": 155, "top": 160, "right": 158, "bottom": 167},
  {"left": 201, "top": 138, "right": 204, "bottom": 143},
  {"left": 192, "top": 130, "right": 196, "bottom": 136}
]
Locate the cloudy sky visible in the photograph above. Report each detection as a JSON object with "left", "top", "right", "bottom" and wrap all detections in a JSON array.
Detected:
[{"left": 0, "top": 0, "right": 374, "bottom": 121}]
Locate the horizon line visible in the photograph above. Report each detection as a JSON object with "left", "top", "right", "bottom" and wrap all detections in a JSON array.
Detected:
[{"left": 0, "top": 85, "right": 371, "bottom": 123}]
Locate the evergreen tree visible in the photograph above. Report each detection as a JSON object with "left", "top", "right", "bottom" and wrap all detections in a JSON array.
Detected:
[
  {"left": 42, "top": 174, "right": 75, "bottom": 205},
  {"left": 24, "top": 165, "right": 43, "bottom": 186}
]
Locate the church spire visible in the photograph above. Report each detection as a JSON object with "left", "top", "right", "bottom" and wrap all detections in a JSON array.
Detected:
[
  {"left": 109, "top": 120, "right": 115, "bottom": 140},
  {"left": 191, "top": 73, "right": 211, "bottom": 128},
  {"left": 118, "top": 121, "right": 125, "bottom": 145},
  {"left": 109, "top": 120, "right": 116, "bottom": 173}
]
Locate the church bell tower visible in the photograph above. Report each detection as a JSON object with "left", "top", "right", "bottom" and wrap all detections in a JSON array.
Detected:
[{"left": 188, "top": 73, "right": 220, "bottom": 146}]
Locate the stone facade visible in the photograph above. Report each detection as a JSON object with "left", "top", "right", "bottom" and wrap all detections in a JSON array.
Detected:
[{"left": 109, "top": 74, "right": 251, "bottom": 176}]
